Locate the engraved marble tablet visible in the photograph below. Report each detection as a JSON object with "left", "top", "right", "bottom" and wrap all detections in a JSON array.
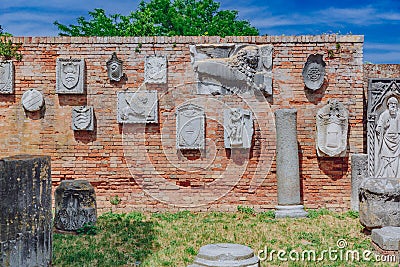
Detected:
[
  {"left": 117, "top": 91, "right": 158, "bottom": 123},
  {"left": 21, "top": 89, "right": 44, "bottom": 112},
  {"left": 176, "top": 103, "right": 205, "bottom": 150},
  {"left": 145, "top": 56, "right": 167, "bottom": 84},
  {"left": 0, "top": 60, "right": 14, "bottom": 94},
  {"left": 302, "top": 54, "right": 326, "bottom": 91},
  {"left": 316, "top": 99, "right": 348, "bottom": 157},
  {"left": 56, "top": 58, "right": 85, "bottom": 94},
  {"left": 72, "top": 106, "right": 94, "bottom": 131},
  {"left": 224, "top": 108, "right": 253, "bottom": 148},
  {"left": 106, "top": 52, "right": 123, "bottom": 82}
]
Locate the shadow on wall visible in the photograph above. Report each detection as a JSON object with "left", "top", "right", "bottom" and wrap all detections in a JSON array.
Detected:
[{"left": 304, "top": 79, "right": 328, "bottom": 105}]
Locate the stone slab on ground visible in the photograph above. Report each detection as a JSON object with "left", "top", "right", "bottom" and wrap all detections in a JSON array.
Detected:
[
  {"left": 371, "top": 226, "right": 400, "bottom": 251},
  {"left": 275, "top": 205, "right": 308, "bottom": 218},
  {"left": 188, "top": 243, "right": 260, "bottom": 267}
]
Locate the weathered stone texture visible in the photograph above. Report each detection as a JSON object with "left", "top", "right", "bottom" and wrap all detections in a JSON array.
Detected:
[
  {"left": 54, "top": 180, "right": 97, "bottom": 232},
  {"left": 359, "top": 178, "right": 400, "bottom": 229},
  {"left": 350, "top": 154, "right": 368, "bottom": 211},
  {"left": 0, "top": 155, "right": 52, "bottom": 267},
  {"left": 371, "top": 226, "right": 400, "bottom": 251},
  {"left": 188, "top": 243, "right": 259, "bottom": 267}
]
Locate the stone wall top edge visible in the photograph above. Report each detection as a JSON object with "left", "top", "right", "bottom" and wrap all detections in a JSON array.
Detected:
[{"left": 7, "top": 34, "right": 364, "bottom": 44}]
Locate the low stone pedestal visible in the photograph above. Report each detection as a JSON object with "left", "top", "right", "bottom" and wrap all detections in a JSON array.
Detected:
[
  {"left": 54, "top": 180, "right": 97, "bottom": 232},
  {"left": 371, "top": 227, "right": 400, "bottom": 251},
  {"left": 0, "top": 155, "right": 52, "bottom": 267},
  {"left": 188, "top": 243, "right": 260, "bottom": 267},
  {"left": 359, "top": 178, "right": 400, "bottom": 229},
  {"left": 275, "top": 205, "right": 308, "bottom": 218}
]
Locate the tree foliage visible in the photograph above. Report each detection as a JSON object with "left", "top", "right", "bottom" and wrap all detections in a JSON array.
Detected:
[{"left": 54, "top": 0, "right": 259, "bottom": 37}]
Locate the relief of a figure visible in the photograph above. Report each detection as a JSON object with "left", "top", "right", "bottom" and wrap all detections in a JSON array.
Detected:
[{"left": 375, "top": 96, "right": 400, "bottom": 178}]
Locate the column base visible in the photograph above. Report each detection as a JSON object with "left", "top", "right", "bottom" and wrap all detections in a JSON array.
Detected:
[{"left": 275, "top": 205, "right": 308, "bottom": 218}]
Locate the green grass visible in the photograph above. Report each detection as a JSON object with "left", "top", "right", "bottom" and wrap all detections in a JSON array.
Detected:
[{"left": 52, "top": 209, "right": 398, "bottom": 266}]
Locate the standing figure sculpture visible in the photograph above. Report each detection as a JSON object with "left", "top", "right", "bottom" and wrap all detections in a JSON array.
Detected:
[{"left": 375, "top": 96, "right": 400, "bottom": 178}]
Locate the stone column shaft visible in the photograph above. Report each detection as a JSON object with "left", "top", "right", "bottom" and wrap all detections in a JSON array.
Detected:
[{"left": 274, "top": 109, "right": 307, "bottom": 218}]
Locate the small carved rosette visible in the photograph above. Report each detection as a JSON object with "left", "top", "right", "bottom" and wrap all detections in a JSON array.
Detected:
[
  {"left": 224, "top": 108, "right": 253, "bottom": 148},
  {"left": 54, "top": 180, "right": 97, "bottom": 232},
  {"left": 145, "top": 56, "right": 167, "bottom": 84},
  {"left": 117, "top": 91, "right": 158, "bottom": 123},
  {"left": 302, "top": 54, "right": 326, "bottom": 91},
  {"left": 107, "top": 52, "right": 123, "bottom": 82},
  {"left": 0, "top": 60, "right": 14, "bottom": 94},
  {"left": 176, "top": 103, "right": 205, "bottom": 150},
  {"left": 316, "top": 99, "right": 348, "bottom": 157},
  {"left": 72, "top": 106, "right": 94, "bottom": 131},
  {"left": 56, "top": 58, "right": 85, "bottom": 94},
  {"left": 21, "top": 89, "right": 44, "bottom": 112}
]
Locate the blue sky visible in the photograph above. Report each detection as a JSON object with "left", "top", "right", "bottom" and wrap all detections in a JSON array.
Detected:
[{"left": 1, "top": 0, "right": 399, "bottom": 63}]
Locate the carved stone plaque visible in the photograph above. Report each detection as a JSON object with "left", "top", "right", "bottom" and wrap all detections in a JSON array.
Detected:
[
  {"left": 224, "top": 108, "right": 253, "bottom": 148},
  {"left": 176, "top": 103, "right": 205, "bottom": 150},
  {"left": 190, "top": 44, "right": 273, "bottom": 95},
  {"left": 0, "top": 60, "right": 13, "bottom": 94},
  {"left": 145, "top": 56, "right": 167, "bottom": 84},
  {"left": 56, "top": 58, "right": 85, "bottom": 94},
  {"left": 21, "top": 89, "right": 44, "bottom": 112},
  {"left": 54, "top": 180, "right": 97, "bottom": 232},
  {"left": 316, "top": 99, "right": 348, "bottom": 157},
  {"left": 106, "top": 52, "right": 123, "bottom": 82},
  {"left": 302, "top": 54, "right": 326, "bottom": 91},
  {"left": 367, "top": 79, "right": 400, "bottom": 177},
  {"left": 72, "top": 106, "right": 94, "bottom": 131},
  {"left": 117, "top": 91, "right": 158, "bottom": 123}
]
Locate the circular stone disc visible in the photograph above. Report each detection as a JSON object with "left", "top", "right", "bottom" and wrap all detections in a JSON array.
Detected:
[
  {"left": 22, "top": 89, "right": 44, "bottom": 112},
  {"left": 191, "top": 243, "right": 259, "bottom": 266}
]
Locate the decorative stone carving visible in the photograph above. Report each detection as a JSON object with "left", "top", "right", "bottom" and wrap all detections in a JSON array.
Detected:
[
  {"left": 145, "top": 56, "right": 167, "bottom": 84},
  {"left": 350, "top": 154, "right": 368, "bottom": 211},
  {"left": 359, "top": 178, "right": 400, "bottom": 229},
  {"left": 188, "top": 243, "right": 260, "bottom": 267},
  {"left": 176, "top": 103, "right": 205, "bottom": 150},
  {"left": 367, "top": 79, "right": 400, "bottom": 177},
  {"left": 72, "top": 106, "right": 94, "bottom": 131},
  {"left": 107, "top": 52, "right": 123, "bottom": 82},
  {"left": 54, "top": 180, "right": 97, "bottom": 232},
  {"left": 316, "top": 99, "right": 348, "bottom": 157},
  {"left": 302, "top": 54, "right": 326, "bottom": 91},
  {"left": 21, "top": 89, "right": 44, "bottom": 112},
  {"left": 224, "top": 108, "right": 253, "bottom": 148},
  {"left": 190, "top": 44, "right": 273, "bottom": 95},
  {"left": 117, "top": 91, "right": 158, "bottom": 123},
  {"left": 0, "top": 60, "right": 13, "bottom": 94},
  {"left": 0, "top": 155, "right": 52, "bottom": 266},
  {"left": 56, "top": 58, "right": 85, "bottom": 94}
]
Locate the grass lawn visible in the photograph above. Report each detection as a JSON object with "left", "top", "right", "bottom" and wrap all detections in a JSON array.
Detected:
[{"left": 52, "top": 208, "right": 399, "bottom": 266}]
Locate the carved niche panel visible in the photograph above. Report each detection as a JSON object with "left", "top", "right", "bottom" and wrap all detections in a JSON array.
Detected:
[
  {"left": 21, "top": 89, "right": 44, "bottom": 112},
  {"left": 106, "top": 52, "right": 123, "bottom": 82},
  {"left": 145, "top": 56, "right": 167, "bottom": 84},
  {"left": 302, "top": 54, "right": 326, "bottom": 91},
  {"left": 56, "top": 58, "right": 85, "bottom": 94},
  {"left": 0, "top": 60, "right": 13, "bottom": 94},
  {"left": 176, "top": 103, "right": 205, "bottom": 150},
  {"left": 72, "top": 106, "right": 94, "bottom": 131},
  {"left": 224, "top": 108, "right": 253, "bottom": 148},
  {"left": 316, "top": 99, "right": 348, "bottom": 157},
  {"left": 117, "top": 91, "right": 158, "bottom": 123},
  {"left": 190, "top": 44, "right": 273, "bottom": 95},
  {"left": 367, "top": 78, "right": 400, "bottom": 177}
]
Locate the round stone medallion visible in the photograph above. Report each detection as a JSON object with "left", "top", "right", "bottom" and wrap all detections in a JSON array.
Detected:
[{"left": 22, "top": 89, "right": 44, "bottom": 112}]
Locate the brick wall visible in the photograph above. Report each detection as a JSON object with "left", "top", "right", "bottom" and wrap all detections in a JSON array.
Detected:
[{"left": 0, "top": 35, "right": 364, "bottom": 212}]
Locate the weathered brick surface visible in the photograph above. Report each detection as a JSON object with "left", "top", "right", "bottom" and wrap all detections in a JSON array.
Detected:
[{"left": 0, "top": 35, "right": 365, "bottom": 212}]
